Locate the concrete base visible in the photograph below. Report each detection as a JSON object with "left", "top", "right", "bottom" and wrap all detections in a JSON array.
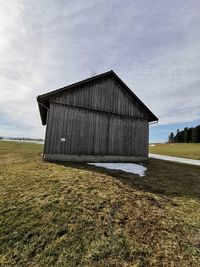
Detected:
[{"left": 44, "top": 154, "right": 147, "bottom": 162}]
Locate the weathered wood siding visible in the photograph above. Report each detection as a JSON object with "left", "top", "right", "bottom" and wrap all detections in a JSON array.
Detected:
[
  {"left": 44, "top": 75, "right": 150, "bottom": 160},
  {"left": 45, "top": 102, "right": 149, "bottom": 157},
  {"left": 51, "top": 76, "right": 150, "bottom": 120}
]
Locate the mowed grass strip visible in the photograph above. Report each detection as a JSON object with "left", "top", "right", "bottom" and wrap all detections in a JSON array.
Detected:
[
  {"left": 0, "top": 141, "right": 200, "bottom": 266},
  {"left": 149, "top": 143, "right": 200, "bottom": 160}
]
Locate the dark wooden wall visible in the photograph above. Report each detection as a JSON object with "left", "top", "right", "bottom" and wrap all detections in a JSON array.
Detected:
[
  {"left": 51, "top": 76, "right": 151, "bottom": 120},
  {"left": 45, "top": 76, "right": 149, "bottom": 157}
]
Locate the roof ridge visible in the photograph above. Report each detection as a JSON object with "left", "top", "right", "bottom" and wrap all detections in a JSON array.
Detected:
[{"left": 37, "top": 70, "right": 114, "bottom": 100}]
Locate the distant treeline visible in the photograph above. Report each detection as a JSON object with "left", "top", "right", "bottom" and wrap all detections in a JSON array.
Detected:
[
  {"left": 0, "top": 136, "right": 44, "bottom": 141},
  {"left": 168, "top": 125, "right": 200, "bottom": 143}
]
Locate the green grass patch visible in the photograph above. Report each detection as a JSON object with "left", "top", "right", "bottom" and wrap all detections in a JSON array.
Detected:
[
  {"left": 149, "top": 143, "right": 200, "bottom": 160},
  {"left": 0, "top": 141, "right": 200, "bottom": 266}
]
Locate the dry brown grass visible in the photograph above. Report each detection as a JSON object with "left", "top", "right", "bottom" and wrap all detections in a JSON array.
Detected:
[{"left": 0, "top": 141, "right": 200, "bottom": 266}]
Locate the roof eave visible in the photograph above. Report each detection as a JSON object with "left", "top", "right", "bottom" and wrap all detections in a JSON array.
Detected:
[{"left": 37, "top": 97, "right": 49, "bottom": 125}]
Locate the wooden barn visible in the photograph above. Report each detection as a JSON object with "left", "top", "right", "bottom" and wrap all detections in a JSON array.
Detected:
[{"left": 37, "top": 70, "right": 158, "bottom": 162}]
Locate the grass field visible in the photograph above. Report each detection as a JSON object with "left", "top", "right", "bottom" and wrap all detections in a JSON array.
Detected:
[
  {"left": 149, "top": 143, "right": 200, "bottom": 160},
  {"left": 0, "top": 141, "right": 200, "bottom": 266}
]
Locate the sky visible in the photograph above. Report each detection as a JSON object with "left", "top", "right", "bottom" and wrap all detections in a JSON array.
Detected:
[{"left": 0, "top": 0, "right": 200, "bottom": 142}]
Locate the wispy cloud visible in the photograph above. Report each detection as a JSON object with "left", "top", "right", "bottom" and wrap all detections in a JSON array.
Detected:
[{"left": 0, "top": 0, "right": 200, "bottom": 139}]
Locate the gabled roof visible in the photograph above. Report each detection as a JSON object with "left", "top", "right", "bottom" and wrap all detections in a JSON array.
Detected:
[{"left": 37, "top": 70, "right": 158, "bottom": 125}]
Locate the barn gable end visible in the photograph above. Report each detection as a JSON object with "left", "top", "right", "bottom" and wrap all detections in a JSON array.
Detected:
[
  {"left": 37, "top": 70, "right": 158, "bottom": 125},
  {"left": 50, "top": 75, "right": 150, "bottom": 120}
]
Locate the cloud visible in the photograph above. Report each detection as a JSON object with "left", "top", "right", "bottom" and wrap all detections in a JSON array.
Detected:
[
  {"left": 117, "top": 0, "right": 200, "bottom": 126},
  {"left": 0, "top": 0, "right": 200, "bottom": 139}
]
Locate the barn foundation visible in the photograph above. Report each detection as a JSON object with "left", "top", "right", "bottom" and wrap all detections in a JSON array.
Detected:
[{"left": 44, "top": 154, "right": 147, "bottom": 162}]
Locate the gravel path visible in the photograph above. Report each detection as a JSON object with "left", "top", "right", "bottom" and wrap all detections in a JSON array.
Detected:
[{"left": 149, "top": 153, "right": 200, "bottom": 166}]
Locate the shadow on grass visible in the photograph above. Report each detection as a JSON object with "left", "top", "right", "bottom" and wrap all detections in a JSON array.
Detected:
[{"left": 51, "top": 159, "right": 200, "bottom": 200}]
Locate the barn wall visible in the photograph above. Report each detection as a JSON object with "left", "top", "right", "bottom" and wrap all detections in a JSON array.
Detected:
[
  {"left": 51, "top": 76, "right": 150, "bottom": 120},
  {"left": 45, "top": 102, "right": 149, "bottom": 159}
]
